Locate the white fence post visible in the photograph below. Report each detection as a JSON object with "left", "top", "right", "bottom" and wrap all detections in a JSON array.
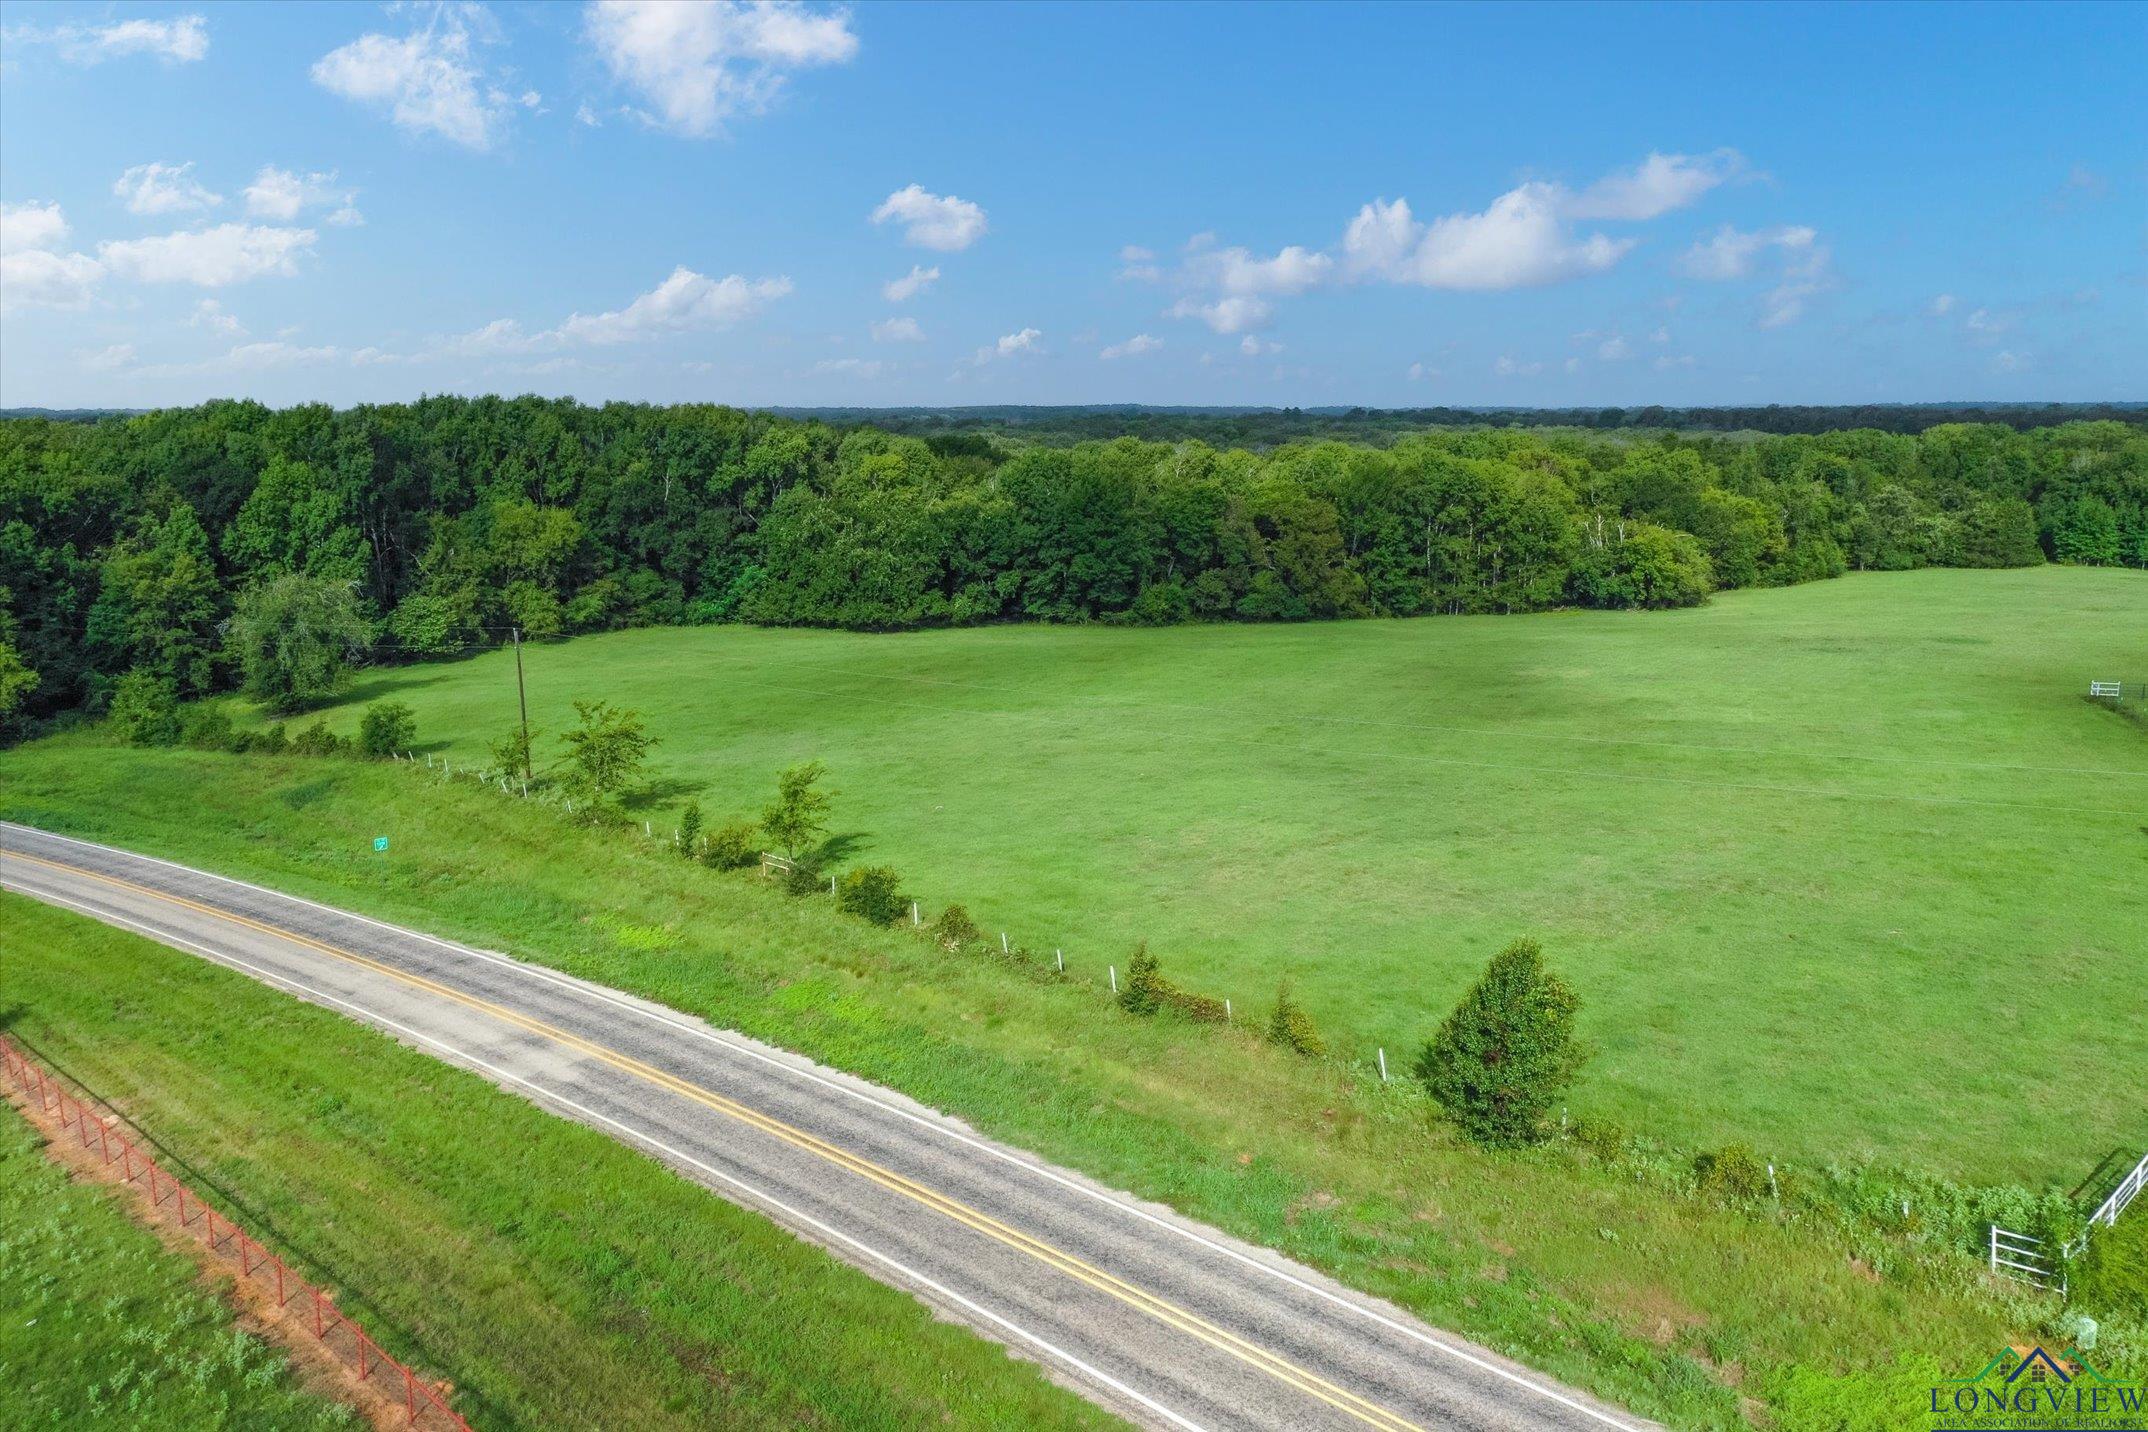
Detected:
[
  {"left": 911, "top": 901, "right": 920, "bottom": 927},
  {"left": 1055, "top": 949, "right": 1063, "bottom": 972},
  {"left": 1001, "top": 932, "right": 1009, "bottom": 954},
  {"left": 1377, "top": 1047, "right": 1388, "bottom": 1082},
  {"left": 1108, "top": 965, "right": 1117, "bottom": 994},
  {"left": 1224, "top": 997, "right": 1231, "bottom": 1020}
]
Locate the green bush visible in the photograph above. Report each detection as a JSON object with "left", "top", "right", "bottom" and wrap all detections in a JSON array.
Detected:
[
  {"left": 252, "top": 722, "right": 289, "bottom": 755},
  {"left": 1163, "top": 988, "right": 1229, "bottom": 1024},
  {"left": 290, "top": 720, "right": 347, "bottom": 757},
  {"left": 2071, "top": 1207, "right": 2148, "bottom": 1320},
  {"left": 837, "top": 866, "right": 907, "bottom": 926},
  {"left": 699, "top": 820, "right": 761, "bottom": 871},
  {"left": 108, "top": 671, "right": 181, "bottom": 747},
  {"left": 1268, "top": 982, "right": 1325, "bottom": 1056},
  {"left": 179, "top": 705, "right": 235, "bottom": 751},
  {"left": 1120, "top": 943, "right": 1165, "bottom": 1016},
  {"left": 1695, "top": 1144, "right": 1774, "bottom": 1204},
  {"left": 931, "top": 904, "right": 981, "bottom": 951},
  {"left": 358, "top": 699, "right": 416, "bottom": 757},
  {"left": 782, "top": 861, "right": 827, "bottom": 898},
  {"left": 1573, "top": 1118, "right": 1633, "bottom": 1160},
  {"left": 675, "top": 800, "right": 703, "bottom": 858},
  {"left": 1416, "top": 937, "right": 1588, "bottom": 1148}
]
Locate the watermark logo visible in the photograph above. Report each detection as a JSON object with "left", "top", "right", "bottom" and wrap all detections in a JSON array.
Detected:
[{"left": 1929, "top": 1345, "right": 2143, "bottom": 1431}]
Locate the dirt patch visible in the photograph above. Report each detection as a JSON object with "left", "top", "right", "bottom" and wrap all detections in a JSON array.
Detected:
[{"left": 5, "top": 1078, "right": 442, "bottom": 1431}]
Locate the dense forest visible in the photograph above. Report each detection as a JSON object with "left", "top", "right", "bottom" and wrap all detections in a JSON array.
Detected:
[
  {"left": 3, "top": 397, "right": 2143, "bottom": 733},
  {"left": 787, "top": 401, "right": 2147, "bottom": 446}
]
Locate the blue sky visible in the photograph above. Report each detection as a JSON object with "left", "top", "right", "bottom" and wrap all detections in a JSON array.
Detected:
[{"left": 2, "top": 1, "right": 2142, "bottom": 410}]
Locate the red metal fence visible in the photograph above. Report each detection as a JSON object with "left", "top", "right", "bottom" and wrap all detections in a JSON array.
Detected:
[{"left": 0, "top": 1035, "right": 472, "bottom": 1431}]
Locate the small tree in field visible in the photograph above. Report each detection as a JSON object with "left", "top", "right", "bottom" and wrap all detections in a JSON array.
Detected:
[
  {"left": 1268, "top": 981, "right": 1324, "bottom": 1056},
  {"left": 1416, "top": 938, "right": 1587, "bottom": 1148},
  {"left": 675, "top": 799, "right": 703, "bottom": 857},
  {"left": 761, "top": 760, "right": 832, "bottom": 861},
  {"left": 558, "top": 700, "right": 655, "bottom": 802},
  {"left": 1120, "top": 943, "right": 1165, "bottom": 1016}
]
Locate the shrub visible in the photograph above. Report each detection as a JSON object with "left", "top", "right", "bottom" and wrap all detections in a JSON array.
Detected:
[
  {"left": 490, "top": 725, "right": 538, "bottom": 784},
  {"left": 1164, "top": 988, "right": 1229, "bottom": 1024},
  {"left": 108, "top": 671, "right": 181, "bottom": 747},
  {"left": 1268, "top": 982, "right": 1325, "bottom": 1056},
  {"left": 559, "top": 700, "right": 655, "bottom": 801},
  {"left": 931, "top": 904, "right": 981, "bottom": 951},
  {"left": 699, "top": 820, "right": 761, "bottom": 871},
  {"left": 838, "top": 866, "right": 906, "bottom": 926},
  {"left": 290, "top": 720, "right": 347, "bottom": 757},
  {"left": 179, "top": 705, "right": 235, "bottom": 751},
  {"left": 1120, "top": 943, "right": 1165, "bottom": 1016},
  {"left": 253, "top": 722, "right": 289, "bottom": 755},
  {"left": 1573, "top": 1118, "right": 1633, "bottom": 1160},
  {"left": 1694, "top": 1144, "right": 1774, "bottom": 1204},
  {"left": 358, "top": 700, "right": 416, "bottom": 757},
  {"left": 676, "top": 800, "right": 703, "bottom": 858},
  {"left": 1416, "top": 937, "right": 1588, "bottom": 1148},
  {"left": 782, "top": 861, "right": 827, "bottom": 898}
]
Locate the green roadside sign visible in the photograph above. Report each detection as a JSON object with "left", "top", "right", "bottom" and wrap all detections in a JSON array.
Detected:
[{"left": 373, "top": 836, "right": 389, "bottom": 853}]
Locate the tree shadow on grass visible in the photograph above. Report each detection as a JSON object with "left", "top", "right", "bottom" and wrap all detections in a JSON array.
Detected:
[
  {"left": 622, "top": 776, "right": 712, "bottom": 810},
  {"left": 813, "top": 831, "right": 873, "bottom": 866}
]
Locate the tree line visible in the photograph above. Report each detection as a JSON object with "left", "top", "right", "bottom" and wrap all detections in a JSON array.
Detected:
[{"left": 3, "top": 396, "right": 2143, "bottom": 733}]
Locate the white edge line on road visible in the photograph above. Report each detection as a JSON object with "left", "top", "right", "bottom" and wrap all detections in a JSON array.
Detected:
[
  {"left": 4, "top": 821, "right": 1644, "bottom": 1431},
  {"left": 3, "top": 875, "right": 1207, "bottom": 1432}
]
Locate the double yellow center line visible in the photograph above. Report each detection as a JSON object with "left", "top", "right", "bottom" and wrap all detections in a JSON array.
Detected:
[{"left": 10, "top": 850, "right": 1425, "bottom": 1432}]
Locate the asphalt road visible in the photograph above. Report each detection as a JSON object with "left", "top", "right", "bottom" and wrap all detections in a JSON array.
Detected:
[{"left": 2, "top": 820, "right": 1650, "bottom": 1432}]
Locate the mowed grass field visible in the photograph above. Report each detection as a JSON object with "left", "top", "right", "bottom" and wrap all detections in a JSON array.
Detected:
[
  {"left": 298, "top": 567, "right": 2148, "bottom": 1180},
  {"left": 0, "top": 895, "right": 1118, "bottom": 1431}
]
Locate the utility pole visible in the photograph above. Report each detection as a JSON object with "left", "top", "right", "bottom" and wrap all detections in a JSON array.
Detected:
[{"left": 511, "top": 627, "right": 533, "bottom": 786}]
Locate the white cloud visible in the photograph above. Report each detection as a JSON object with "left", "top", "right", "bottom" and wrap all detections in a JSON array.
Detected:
[
  {"left": 113, "top": 161, "right": 221, "bottom": 216},
  {"left": 872, "top": 184, "right": 988, "bottom": 252},
  {"left": 1566, "top": 149, "right": 1744, "bottom": 221},
  {"left": 1406, "top": 361, "right": 1439, "bottom": 382},
  {"left": 1099, "top": 333, "right": 1160, "bottom": 359},
  {"left": 190, "top": 298, "right": 245, "bottom": 335},
  {"left": 1240, "top": 335, "right": 1280, "bottom": 356},
  {"left": 5, "top": 13, "right": 208, "bottom": 65},
  {"left": 244, "top": 166, "right": 359, "bottom": 224},
  {"left": 812, "top": 356, "right": 884, "bottom": 377},
  {"left": 974, "top": 327, "right": 1040, "bottom": 363},
  {"left": 585, "top": 0, "right": 858, "bottom": 138},
  {"left": 871, "top": 315, "right": 924, "bottom": 342},
  {"left": 575, "top": 101, "right": 603, "bottom": 127},
  {"left": 98, "top": 224, "right": 316, "bottom": 287},
  {"left": 1649, "top": 325, "right": 1671, "bottom": 344},
  {"left": 1, "top": 249, "right": 104, "bottom": 311},
  {"left": 554, "top": 266, "right": 793, "bottom": 345},
  {"left": 1653, "top": 353, "right": 1697, "bottom": 371},
  {"left": 1597, "top": 335, "right": 1632, "bottom": 361},
  {"left": 1341, "top": 185, "right": 1631, "bottom": 291},
  {"left": 426, "top": 267, "right": 790, "bottom": 359},
  {"left": 1119, "top": 245, "right": 1154, "bottom": 263},
  {"left": 78, "top": 343, "right": 137, "bottom": 372},
  {"left": 1492, "top": 356, "right": 1543, "bottom": 377},
  {"left": 0, "top": 201, "right": 69, "bottom": 255},
  {"left": 312, "top": 8, "right": 515, "bottom": 151},
  {"left": 1928, "top": 293, "right": 1956, "bottom": 317},
  {"left": 881, "top": 264, "right": 939, "bottom": 302},
  {"left": 1677, "top": 224, "right": 1832, "bottom": 327},
  {"left": 1965, "top": 307, "right": 2008, "bottom": 335},
  {"left": 1992, "top": 350, "right": 2028, "bottom": 373},
  {"left": 1166, "top": 294, "right": 1271, "bottom": 335}
]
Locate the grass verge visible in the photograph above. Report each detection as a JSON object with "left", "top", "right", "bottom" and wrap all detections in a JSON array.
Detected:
[
  {"left": 0, "top": 893, "right": 1120, "bottom": 1431},
  {"left": 6, "top": 737, "right": 2134, "bottom": 1427},
  {"left": 0, "top": 1091, "right": 354, "bottom": 1430}
]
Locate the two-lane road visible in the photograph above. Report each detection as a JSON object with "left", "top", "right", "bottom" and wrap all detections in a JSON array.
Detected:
[{"left": 2, "top": 821, "right": 1647, "bottom": 1432}]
